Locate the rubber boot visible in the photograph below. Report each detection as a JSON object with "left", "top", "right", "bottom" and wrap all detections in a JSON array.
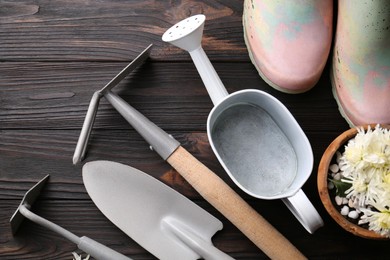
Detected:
[
  {"left": 243, "top": 0, "right": 333, "bottom": 93},
  {"left": 331, "top": 0, "right": 390, "bottom": 127}
]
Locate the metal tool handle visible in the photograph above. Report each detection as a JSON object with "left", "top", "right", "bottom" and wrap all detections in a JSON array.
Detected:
[
  {"left": 167, "top": 147, "right": 307, "bottom": 260},
  {"left": 163, "top": 217, "right": 234, "bottom": 260},
  {"left": 78, "top": 236, "right": 131, "bottom": 260},
  {"left": 19, "top": 204, "right": 80, "bottom": 244},
  {"left": 194, "top": 241, "right": 234, "bottom": 260},
  {"left": 104, "top": 91, "right": 180, "bottom": 160},
  {"left": 19, "top": 205, "right": 131, "bottom": 260}
]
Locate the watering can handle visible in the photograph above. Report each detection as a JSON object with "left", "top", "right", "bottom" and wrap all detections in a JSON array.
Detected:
[
  {"left": 167, "top": 146, "right": 307, "bottom": 260},
  {"left": 282, "top": 189, "right": 324, "bottom": 234}
]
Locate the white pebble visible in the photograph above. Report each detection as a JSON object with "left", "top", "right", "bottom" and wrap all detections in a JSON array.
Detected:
[
  {"left": 336, "top": 151, "right": 342, "bottom": 163},
  {"left": 328, "top": 181, "right": 335, "bottom": 189},
  {"left": 348, "top": 199, "right": 359, "bottom": 209},
  {"left": 342, "top": 198, "right": 349, "bottom": 204},
  {"left": 329, "top": 164, "right": 339, "bottom": 173},
  {"left": 340, "top": 206, "right": 349, "bottom": 216},
  {"left": 335, "top": 196, "right": 343, "bottom": 205},
  {"left": 348, "top": 211, "right": 359, "bottom": 219},
  {"left": 333, "top": 172, "right": 341, "bottom": 180}
]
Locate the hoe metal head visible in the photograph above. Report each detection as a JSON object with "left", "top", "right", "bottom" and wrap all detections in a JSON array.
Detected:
[
  {"left": 73, "top": 44, "right": 153, "bottom": 165},
  {"left": 10, "top": 175, "right": 50, "bottom": 235}
]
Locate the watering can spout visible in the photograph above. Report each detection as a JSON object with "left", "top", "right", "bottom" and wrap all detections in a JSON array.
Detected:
[
  {"left": 162, "top": 14, "right": 228, "bottom": 106},
  {"left": 162, "top": 14, "right": 205, "bottom": 52}
]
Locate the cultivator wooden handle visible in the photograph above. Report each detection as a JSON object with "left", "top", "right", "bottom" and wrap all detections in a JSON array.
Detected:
[{"left": 167, "top": 146, "right": 306, "bottom": 260}]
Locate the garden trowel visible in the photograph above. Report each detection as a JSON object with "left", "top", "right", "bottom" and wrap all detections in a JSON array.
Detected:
[{"left": 82, "top": 160, "right": 234, "bottom": 260}]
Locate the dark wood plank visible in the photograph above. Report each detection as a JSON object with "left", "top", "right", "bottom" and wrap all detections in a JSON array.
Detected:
[
  {"left": 0, "top": 61, "right": 349, "bottom": 131},
  {"left": 2, "top": 198, "right": 389, "bottom": 259},
  {"left": 1, "top": 201, "right": 151, "bottom": 259},
  {"left": 0, "top": 128, "right": 363, "bottom": 258},
  {"left": 0, "top": 127, "right": 343, "bottom": 197},
  {"left": 0, "top": 199, "right": 279, "bottom": 259},
  {"left": 0, "top": 129, "right": 245, "bottom": 199},
  {"left": 0, "top": 0, "right": 245, "bottom": 62}
]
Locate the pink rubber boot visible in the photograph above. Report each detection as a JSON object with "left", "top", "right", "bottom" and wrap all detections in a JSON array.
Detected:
[
  {"left": 331, "top": 0, "right": 390, "bottom": 126},
  {"left": 243, "top": 0, "right": 333, "bottom": 93}
]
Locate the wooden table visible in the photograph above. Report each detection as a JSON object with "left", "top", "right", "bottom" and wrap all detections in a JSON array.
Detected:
[{"left": 1, "top": 1, "right": 388, "bottom": 259}]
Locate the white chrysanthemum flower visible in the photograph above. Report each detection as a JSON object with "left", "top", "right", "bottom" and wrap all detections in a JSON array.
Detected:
[
  {"left": 341, "top": 126, "right": 390, "bottom": 174},
  {"left": 343, "top": 176, "right": 368, "bottom": 206},
  {"left": 340, "top": 137, "right": 365, "bottom": 176},
  {"left": 72, "top": 252, "right": 90, "bottom": 260},
  {"left": 363, "top": 128, "right": 389, "bottom": 166},
  {"left": 380, "top": 170, "right": 390, "bottom": 198},
  {"left": 359, "top": 207, "right": 390, "bottom": 238}
]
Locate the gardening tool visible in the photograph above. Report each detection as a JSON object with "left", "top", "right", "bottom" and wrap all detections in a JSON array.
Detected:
[
  {"left": 162, "top": 14, "right": 324, "bottom": 233},
  {"left": 73, "top": 44, "right": 306, "bottom": 259},
  {"left": 10, "top": 175, "right": 131, "bottom": 260},
  {"left": 83, "top": 160, "right": 233, "bottom": 260}
]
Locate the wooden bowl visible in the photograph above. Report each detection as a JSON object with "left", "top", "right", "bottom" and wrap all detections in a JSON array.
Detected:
[{"left": 318, "top": 124, "right": 390, "bottom": 240}]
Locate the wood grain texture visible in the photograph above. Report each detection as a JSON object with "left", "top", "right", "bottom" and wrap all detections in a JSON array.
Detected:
[
  {"left": 1, "top": 0, "right": 388, "bottom": 259},
  {"left": 0, "top": 0, "right": 245, "bottom": 62},
  {"left": 0, "top": 62, "right": 348, "bottom": 131}
]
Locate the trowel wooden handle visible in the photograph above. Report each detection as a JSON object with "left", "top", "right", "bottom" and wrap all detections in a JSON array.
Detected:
[{"left": 167, "top": 146, "right": 306, "bottom": 260}]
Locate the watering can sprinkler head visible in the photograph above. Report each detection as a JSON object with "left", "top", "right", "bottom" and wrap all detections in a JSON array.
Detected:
[{"left": 162, "top": 14, "right": 206, "bottom": 52}]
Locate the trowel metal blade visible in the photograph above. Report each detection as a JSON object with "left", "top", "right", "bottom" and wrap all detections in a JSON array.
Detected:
[{"left": 82, "top": 161, "right": 223, "bottom": 260}]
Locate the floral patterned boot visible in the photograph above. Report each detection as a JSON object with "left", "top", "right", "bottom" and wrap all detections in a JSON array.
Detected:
[
  {"left": 243, "top": 0, "right": 333, "bottom": 93},
  {"left": 331, "top": 0, "right": 390, "bottom": 126}
]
